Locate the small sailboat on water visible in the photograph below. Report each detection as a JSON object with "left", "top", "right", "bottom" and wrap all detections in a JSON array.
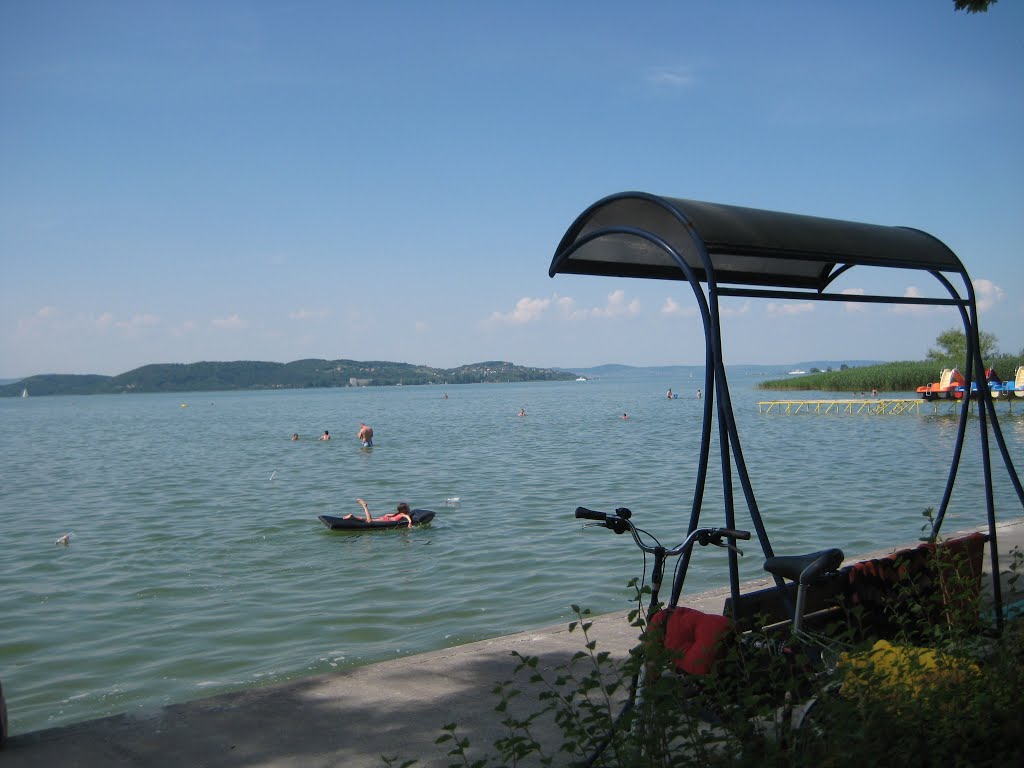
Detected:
[{"left": 21, "top": 387, "right": 28, "bottom": 398}]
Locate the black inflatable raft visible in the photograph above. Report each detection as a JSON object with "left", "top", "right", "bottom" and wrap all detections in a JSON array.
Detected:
[{"left": 318, "top": 509, "right": 436, "bottom": 530}]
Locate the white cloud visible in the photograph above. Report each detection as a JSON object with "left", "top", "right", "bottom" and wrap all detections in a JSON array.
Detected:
[
  {"left": 883, "top": 280, "right": 1002, "bottom": 316},
  {"left": 488, "top": 296, "right": 553, "bottom": 326},
  {"left": 720, "top": 300, "right": 752, "bottom": 318},
  {"left": 15, "top": 305, "right": 59, "bottom": 334},
  {"left": 840, "top": 288, "right": 867, "bottom": 313},
  {"left": 890, "top": 285, "right": 930, "bottom": 315},
  {"left": 90, "top": 312, "right": 160, "bottom": 337},
  {"left": 169, "top": 320, "right": 199, "bottom": 338},
  {"left": 487, "top": 290, "right": 641, "bottom": 327},
  {"left": 567, "top": 290, "right": 641, "bottom": 320},
  {"left": 975, "top": 278, "right": 1005, "bottom": 312},
  {"left": 212, "top": 314, "right": 246, "bottom": 330},
  {"left": 660, "top": 297, "right": 697, "bottom": 317},
  {"left": 765, "top": 302, "right": 814, "bottom": 316},
  {"left": 555, "top": 295, "right": 575, "bottom": 313},
  {"left": 592, "top": 290, "right": 640, "bottom": 318}
]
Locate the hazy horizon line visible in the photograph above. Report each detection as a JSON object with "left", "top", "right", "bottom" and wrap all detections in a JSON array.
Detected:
[{"left": 1, "top": 357, "right": 892, "bottom": 384}]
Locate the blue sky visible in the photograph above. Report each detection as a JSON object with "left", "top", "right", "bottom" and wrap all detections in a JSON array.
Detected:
[{"left": 2, "top": 1, "right": 1022, "bottom": 377}]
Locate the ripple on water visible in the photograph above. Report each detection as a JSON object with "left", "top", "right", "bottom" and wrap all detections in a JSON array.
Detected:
[{"left": 2, "top": 383, "right": 1020, "bottom": 735}]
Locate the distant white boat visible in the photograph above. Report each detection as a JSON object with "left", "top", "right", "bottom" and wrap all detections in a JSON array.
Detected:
[
  {"left": 787, "top": 370, "right": 806, "bottom": 375},
  {"left": 575, "top": 376, "right": 587, "bottom": 381},
  {"left": 21, "top": 387, "right": 28, "bottom": 398}
]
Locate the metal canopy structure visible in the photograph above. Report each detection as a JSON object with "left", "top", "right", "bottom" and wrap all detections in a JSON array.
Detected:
[{"left": 550, "top": 191, "right": 1024, "bottom": 627}]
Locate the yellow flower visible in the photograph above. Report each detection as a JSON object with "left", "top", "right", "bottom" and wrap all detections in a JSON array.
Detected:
[{"left": 839, "top": 639, "right": 979, "bottom": 699}]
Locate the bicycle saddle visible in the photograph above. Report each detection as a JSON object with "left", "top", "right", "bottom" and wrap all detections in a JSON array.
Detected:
[{"left": 763, "top": 548, "right": 844, "bottom": 584}]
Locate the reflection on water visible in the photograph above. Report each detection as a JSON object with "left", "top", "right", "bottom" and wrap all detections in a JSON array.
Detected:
[{"left": 2, "top": 378, "right": 1021, "bottom": 734}]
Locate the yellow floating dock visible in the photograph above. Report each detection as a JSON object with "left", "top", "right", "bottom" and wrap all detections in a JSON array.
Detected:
[{"left": 757, "top": 398, "right": 1019, "bottom": 415}]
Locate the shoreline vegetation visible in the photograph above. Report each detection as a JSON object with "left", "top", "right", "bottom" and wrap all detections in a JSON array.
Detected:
[
  {"left": 0, "top": 359, "right": 576, "bottom": 397},
  {"left": 758, "top": 354, "right": 1024, "bottom": 393},
  {"left": 5, "top": 351, "right": 1023, "bottom": 399}
]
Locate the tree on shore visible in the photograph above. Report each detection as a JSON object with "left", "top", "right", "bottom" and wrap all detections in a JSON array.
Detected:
[
  {"left": 954, "top": 0, "right": 997, "bottom": 12},
  {"left": 926, "top": 327, "right": 998, "bottom": 363}
]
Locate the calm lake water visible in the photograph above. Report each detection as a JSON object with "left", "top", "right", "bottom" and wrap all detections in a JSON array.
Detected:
[{"left": 3, "top": 372, "right": 1023, "bottom": 735}]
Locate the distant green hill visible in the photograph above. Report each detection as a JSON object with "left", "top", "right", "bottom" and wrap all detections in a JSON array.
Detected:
[{"left": 1, "top": 359, "right": 575, "bottom": 397}]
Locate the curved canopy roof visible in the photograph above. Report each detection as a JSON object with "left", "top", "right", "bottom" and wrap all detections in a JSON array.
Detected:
[
  {"left": 550, "top": 192, "right": 966, "bottom": 293},
  {"left": 546, "top": 191, "right": 1019, "bottom": 630}
]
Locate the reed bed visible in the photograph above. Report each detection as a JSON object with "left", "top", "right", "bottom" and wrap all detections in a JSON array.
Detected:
[{"left": 758, "top": 355, "right": 1024, "bottom": 393}]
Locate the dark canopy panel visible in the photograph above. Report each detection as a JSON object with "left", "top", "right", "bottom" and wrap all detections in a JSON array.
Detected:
[
  {"left": 549, "top": 190, "right": 1022, "bottom": 631},
  {"left": 550, "top": 193, "right": 965, "bottom": 291}
]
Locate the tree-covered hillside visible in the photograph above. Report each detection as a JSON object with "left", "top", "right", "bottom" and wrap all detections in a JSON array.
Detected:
[{"left": 1, "top": 359, "right": 575, "bottom": 397}]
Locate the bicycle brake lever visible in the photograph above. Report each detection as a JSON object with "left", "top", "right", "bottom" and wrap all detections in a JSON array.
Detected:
[
  {"left": 712, "top": 539, "right": 745, "bottom": 556},
  {"left": 580, "top": 518, "right": 630, "bottom": 535}
]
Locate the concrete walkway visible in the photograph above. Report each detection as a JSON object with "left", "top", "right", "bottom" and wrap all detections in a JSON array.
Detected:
[{"left": 4, "top": 518, "right": 1023, "bottom": 767}]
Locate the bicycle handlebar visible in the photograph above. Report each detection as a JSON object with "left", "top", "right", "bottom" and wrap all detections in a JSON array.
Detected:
[
  {"left": 576, "top": 506, "right": 750, "bottom": 555},
  {"left": 575, "top": 506, "right": 633, "bottom": 521},
  {"left": 715, "top": 528, "right": 752, "bottom": 541}
]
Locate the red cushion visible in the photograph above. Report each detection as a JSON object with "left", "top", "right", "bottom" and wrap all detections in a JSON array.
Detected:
[{"left": 650, "top": 607, "right": 731, "bottom": 675}]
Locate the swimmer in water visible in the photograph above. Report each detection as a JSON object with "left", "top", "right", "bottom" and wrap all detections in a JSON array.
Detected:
[
  {"left": 55, "top": 534, "right": 71, "bottom": 546},
  {"left": 320, "top": 430, "right": 331, "bottom": 441}
]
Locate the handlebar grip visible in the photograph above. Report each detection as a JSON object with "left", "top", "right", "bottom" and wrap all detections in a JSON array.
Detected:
[
  {"left": 575, "top": 507, "right": 607, "bottom": 521},
  {"left": 717, "top": 528, "right": 751, "bottom": 540}
]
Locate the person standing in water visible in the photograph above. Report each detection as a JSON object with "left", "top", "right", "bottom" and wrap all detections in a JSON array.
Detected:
[
  {"left": 319, "top": 430, "right": 330, "bottom": 441},
  {"left": 357, "top": 423, "right": 374, "bottom": 447}
]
